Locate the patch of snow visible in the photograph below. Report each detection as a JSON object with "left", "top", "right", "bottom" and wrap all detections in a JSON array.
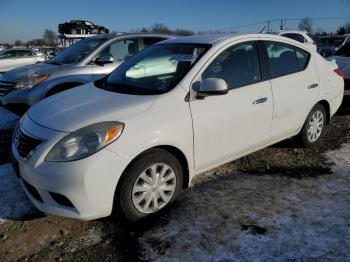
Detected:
[
  {"left": 61, "top": 228, "right": 103, "bottom": 253},
  {"left": 139, "top": 143, "right": 350, "bottom": 261},
  {"left": 0, "top": 164, "right": 38, "bottom": 223},
  {"left": 0, "top": 107, "right": 20, "bottom": 130}
]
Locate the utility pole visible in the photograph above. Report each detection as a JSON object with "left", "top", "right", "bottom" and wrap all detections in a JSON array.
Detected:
[
  {"left": 280, "top": 19, "right": 284, "bottom": 30},
  {"left": 267, "top": 20, "right": 270, "bottom": 31}
]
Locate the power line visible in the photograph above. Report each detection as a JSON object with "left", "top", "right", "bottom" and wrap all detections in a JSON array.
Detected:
[{"left": 219, "top": 16, "right": 350, "bottom": 31}]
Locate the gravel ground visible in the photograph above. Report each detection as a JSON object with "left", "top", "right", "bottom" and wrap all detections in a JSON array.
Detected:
[{"left": 0, "top": 105, "right": 349, "bottom": 261}]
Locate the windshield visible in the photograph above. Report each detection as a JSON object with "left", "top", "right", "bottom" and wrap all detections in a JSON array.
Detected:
[
  {"left": 95, "top": 43, "right": 210, "bottom": 95},
  {"left": 334, "top": 42, "right": 350, "bottom": 57},
  {"left": 49, "top": 37, "right": 106, "bottom": 65},
  {"left": 320, "top": 37, "right": 345, "bottom": 47}
]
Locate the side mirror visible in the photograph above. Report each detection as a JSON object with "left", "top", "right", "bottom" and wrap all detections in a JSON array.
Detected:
[
  {"left": 197, "top": 78, "right": 228, "bottom": 98},
  {"left": 96, "top": 55, "right": 114, "bottom": 65}
]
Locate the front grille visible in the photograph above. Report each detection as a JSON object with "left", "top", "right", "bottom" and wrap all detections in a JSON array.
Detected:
[
  {"left": 17, "top": 130, "right": 43, "bottom": 159},
  {"left": 0, "top": 80, "right": 16, "bottom": 96}
]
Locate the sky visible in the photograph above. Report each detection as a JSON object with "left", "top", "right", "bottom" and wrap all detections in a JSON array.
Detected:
[{"left": 0, "top": 0, "right": 349, "bottom": 43}]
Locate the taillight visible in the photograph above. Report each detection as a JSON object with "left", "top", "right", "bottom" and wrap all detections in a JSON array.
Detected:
[{"left": 334, "top": 68, "right": 345, "bottom": 78}]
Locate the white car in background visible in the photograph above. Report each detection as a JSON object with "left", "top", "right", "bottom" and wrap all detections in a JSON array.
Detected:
[
  {"left": 0, "top": 48, "right": 45, "bottom": 73},
  {"left": 329, "top": 41, "right": 350, "bottom": 101},
  {"left": 277, "top": 30, "right": 317, "bottom": 51},
  {"left": 11, "top": 34, "right": 344, "bottom": 221}
]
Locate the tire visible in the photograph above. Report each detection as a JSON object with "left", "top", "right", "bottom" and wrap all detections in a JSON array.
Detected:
[
  {"left": 117, "top": 149, "right": 183, "bottom": 222},
  {"left": 297, "top": 104, "right": 327, "bottom": 147}
]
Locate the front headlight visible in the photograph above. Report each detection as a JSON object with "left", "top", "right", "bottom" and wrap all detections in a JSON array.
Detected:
[
  {"left": 15, "top": 74, "right": 50, "bottom": 89},
  {"left": 46, "top": 122, "right": 124, "bottom": 162}
]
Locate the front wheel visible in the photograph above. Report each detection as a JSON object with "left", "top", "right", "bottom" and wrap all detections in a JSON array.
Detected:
[
  {"left": 117, "top": 149, "right": 183, "bottom": 221},
  {"left": 298, "top": 104, "right": 327, "bottom": 147}
]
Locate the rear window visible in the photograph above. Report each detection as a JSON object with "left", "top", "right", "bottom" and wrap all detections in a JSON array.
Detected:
[
  {"left": 265, "top": 41, "right": 310, "bottom": 78},
  {"left": 282, "top": 33, "right": 306, "bottom": 43}
]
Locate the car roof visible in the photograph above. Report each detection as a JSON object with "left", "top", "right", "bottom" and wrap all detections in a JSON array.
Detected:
[
  {"left": 85, "top": 32, "right": 176, "bottom": 41},
  {"left": 158, "top": 33, "right": 291, "bottom": 46},
  {"left": 278, "top": 30, "right": 308, "bottom": 35},
  {"left": 1, "top": 48, "right": 34, "bottom": 51},
  {"left": 159, "top": 34, "right": 234, "bottom": 45}
]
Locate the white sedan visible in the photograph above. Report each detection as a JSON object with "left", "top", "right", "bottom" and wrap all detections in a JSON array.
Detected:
[
  {"left": 11, "top": 34, "right": 344, "bottom": 221},
  {"left": 0, "top": 48, "right": 45, "bottom": 73}
]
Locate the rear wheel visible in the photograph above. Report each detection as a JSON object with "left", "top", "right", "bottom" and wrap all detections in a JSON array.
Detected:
[
  {"left": 298, "top": 104, "right": 326, "bottom": 147},
  {"left": 117, "top": 149, "right": 183, "bottom": 221}
]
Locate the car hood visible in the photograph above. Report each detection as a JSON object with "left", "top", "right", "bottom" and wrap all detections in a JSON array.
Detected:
[
  {"left": 0, "top": 62, "right": 69, "bottom": 82},
  {"left": 27, "top": 83, "right": 157, "bottom": 132}
]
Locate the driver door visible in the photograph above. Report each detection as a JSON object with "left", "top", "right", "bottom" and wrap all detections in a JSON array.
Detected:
[
  {"left": 190, "top": 41, "right": 273, "bottom": 171},
  {"left": 90, "top": 38, "right": 140, "bottom": 81}
]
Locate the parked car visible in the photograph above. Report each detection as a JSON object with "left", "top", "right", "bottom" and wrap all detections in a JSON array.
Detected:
[
  {"left": 329, "top": 41, "right": 350, "bottom": 102},
  {"left": 11, "top": 34, "right": 344, "bottom": 221},
  {"left": 277, "top": 30, "right": 317, "bottom": 51},
  {"left": 318, "top": 35, "right": 350, "bottom": 57},
  {"left": 0, "top": 48, "right": 45, "bottom": 73},
  {"left": 0, "top": 33, "right": 173, "bottom": 112},
  {"left": 40, "top": 47, "right": 63, "bottom": 60},
  {"left": 58, "top": 20, "right": 109, "bottom": 35}
]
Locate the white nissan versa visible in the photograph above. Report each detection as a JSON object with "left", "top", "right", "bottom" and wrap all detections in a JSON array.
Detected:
[{"left": 11, "top": 34, "right": 344, "bottom": 221}]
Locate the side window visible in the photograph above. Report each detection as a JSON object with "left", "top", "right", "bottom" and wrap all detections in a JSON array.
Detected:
[
  {"left": 0, "top": 50, "right": 16, "bottom": 59},
  {"left": 202, "top": 42, "right": 261, "bottom": 89},
  {"left": 282, "top": 33, "right": 306, "bottom": 43},
  {"left": 98, "top": 38, "right": 138, "bottom": 62},
  {"left": 17, "top": 50, "right": 33, "bottom": 57},
  {"left": 265, "top": 42, "right": 298, "bottom": 78},
  {"left": 142, "top": 37, "right": 166, "bottom": 48},
  {"left": 295, "top": 48, "right": 310, "bottom": 70}
]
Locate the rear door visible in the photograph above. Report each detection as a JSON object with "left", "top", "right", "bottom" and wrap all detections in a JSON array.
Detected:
[{"left": 263, "top": 40, "right": 319, "bottom": 140}]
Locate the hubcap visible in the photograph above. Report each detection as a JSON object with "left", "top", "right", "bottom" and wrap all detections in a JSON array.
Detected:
[
  {"left": 132, "top": 163, "right": 176, "bottom": 214},
  {"left": 307, "top": 110, "right": 324, "bottom": 143}
]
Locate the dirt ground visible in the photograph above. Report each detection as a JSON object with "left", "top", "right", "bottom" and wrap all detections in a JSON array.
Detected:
[{"left": 0, "top": 105, "right": 349, "bottom": 261}]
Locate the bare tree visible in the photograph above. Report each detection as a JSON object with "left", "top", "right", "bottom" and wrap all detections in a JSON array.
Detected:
[
  {"left": 43, "top": 29, "right": 58, "bottom": 46},
  {"left": 345, "top": 23, "right": 350, "bottom": 34},
  {"left": 298, "top": 17, "right": 313, "bottom": 33},
  {"left": 151, "top": 23, "right": 173, "bottom": 34},
  {"left": 13, "top": 40, "right": 23, "bottom": 46},
  {"left": 337, "top": 26, "right": 346, "bottom": 35}
]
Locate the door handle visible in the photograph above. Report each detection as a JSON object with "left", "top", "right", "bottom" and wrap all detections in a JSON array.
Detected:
[
  {"left": 308, "top": 83, "right": 318, "bottom": 89},
  {"left": 253, "top": 97, "right": 268, "bottom": 105}
]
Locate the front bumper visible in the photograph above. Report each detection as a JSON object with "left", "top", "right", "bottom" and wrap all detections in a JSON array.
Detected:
[
  {"left": 11, "top": 115, "right": 130, "bottom": 220},
  {"left": 0, "top": 88, "right": 38, "bottom": 107}
]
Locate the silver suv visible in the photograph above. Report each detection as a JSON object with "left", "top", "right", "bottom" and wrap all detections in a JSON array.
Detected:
[{"left": 0, "top": 33, "right": 173, "bottom": 112}]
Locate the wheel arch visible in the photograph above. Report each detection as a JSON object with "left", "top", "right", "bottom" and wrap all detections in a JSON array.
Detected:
[
  {"left": 116, "top": 145, "right": 190, "bottom": 195},
  {"left": 317, "top": 99, "right": 331, "bottom": 124},
  {"left": 45, "top": 82, "right": 84, "bottom": 98}
]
